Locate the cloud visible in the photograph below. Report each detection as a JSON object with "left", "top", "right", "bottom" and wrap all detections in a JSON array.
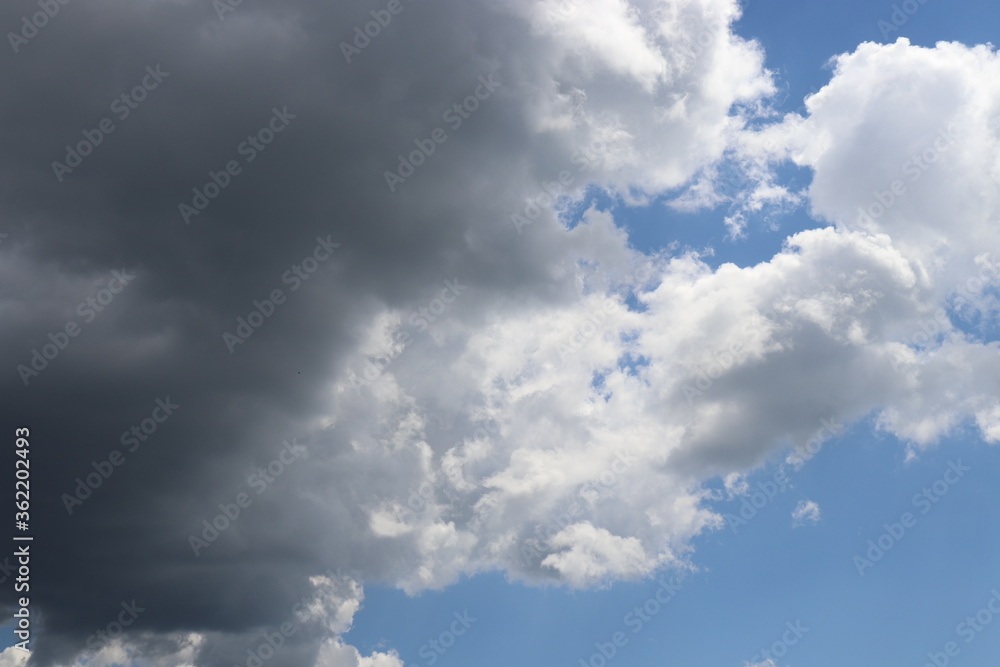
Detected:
[
  {"left": 791, "top": 500, "right": 821, "bottom": 527},
  {"left": 744, "top": 660, "right": 777, "bottom": 667},
  {"left": 336, "top": 216, "right": 990, "bottom": 592},
  {"left": 742, "top": 37, "right": 1000, "bottom": 451},
  {"left": 0, "top": 0, "right": 779, "bottom": 663},
  {"left": 757, "top": 39, "right": 1000, "bottom": 284},
  {"left": 2, "top": 3, "right": 1000, "bottom": 667},
  {"left": 0, "top": 647, "right": 29, "bottom": 667},
  {"left": 325, "top": 37, "right": 1000, "bottom": 596}
]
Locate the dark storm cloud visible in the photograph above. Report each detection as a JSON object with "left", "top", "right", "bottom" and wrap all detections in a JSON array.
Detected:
[{"left": 0, "top": 0, "right": 575, "bottom": 664}]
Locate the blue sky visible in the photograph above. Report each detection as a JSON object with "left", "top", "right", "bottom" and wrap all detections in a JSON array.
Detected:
[
  {"left": 4, "top": 0, "right": 1000, "bottom": 666},
  {"left": 346, "top": 422, "right": 1000, "bottom": 666}
]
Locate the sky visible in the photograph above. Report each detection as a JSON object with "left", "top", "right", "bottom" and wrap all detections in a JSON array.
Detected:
[{"left": 1, "top": 1, "right": 1000, "bottom": 666}]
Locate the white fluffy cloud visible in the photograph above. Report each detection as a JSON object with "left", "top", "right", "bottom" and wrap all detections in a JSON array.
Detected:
[
  {"left": 317, "top": 37, "right": 1000, "bottom": 599},
  {"left": 762, "top": 39, "right": 1000, "bottom": 283},
  {"left": 493, "top": 0, "right": 775, "bottom": 202},
  {"left": 329, "top": 219, "right": 998, "bottom": 592}
]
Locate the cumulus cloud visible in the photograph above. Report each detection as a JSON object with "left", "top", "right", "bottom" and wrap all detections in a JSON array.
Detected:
[
  {"left": 2, "top": 1, "right": 999, "bottom": 666},
  {"left": 743, "top": 37, "right": 1000, "bottom": 450},
  {"left": 322, "top": 38, "right": 1000, "bottom": 595}
]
